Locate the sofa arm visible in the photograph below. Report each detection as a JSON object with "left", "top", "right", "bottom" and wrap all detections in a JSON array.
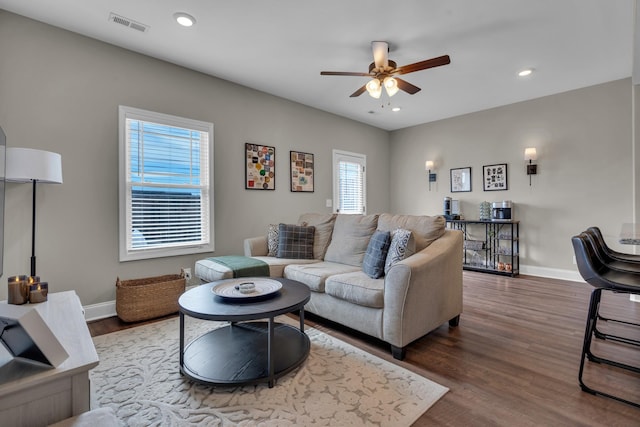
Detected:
[
  {"left": 382, "top": 229, "right": 463, "bottom": 349},
  {"left": 244, "top": 235, "right": 269, "bottom": 256}
]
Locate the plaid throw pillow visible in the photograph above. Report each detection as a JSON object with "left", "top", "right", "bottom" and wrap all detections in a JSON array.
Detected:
[
  {"left": 362, "top": 230, "right": 391, "bottom": 279},
  {"left": 276, "top": 224, "right": 315, "bottom": 259}
]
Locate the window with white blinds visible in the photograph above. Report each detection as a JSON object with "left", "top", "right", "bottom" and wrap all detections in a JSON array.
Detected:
[
  {"left": 333, "top": 150, "right": 366, "bottom": 214},
  {"left": 118, "top": 106, "right": 214, "bottom": 261}
]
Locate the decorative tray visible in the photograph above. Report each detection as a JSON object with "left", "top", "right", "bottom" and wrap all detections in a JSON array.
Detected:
[{"left": 211, "top": 278, "right": 282, "bottom": 302}]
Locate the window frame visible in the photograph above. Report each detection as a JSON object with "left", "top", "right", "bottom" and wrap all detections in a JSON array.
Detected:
[
  {"left": 332, "top": 149, "right": 367, "bottom": 214},
  {"left": 118, "top": 105, "right": 214, "bottom": 261}
]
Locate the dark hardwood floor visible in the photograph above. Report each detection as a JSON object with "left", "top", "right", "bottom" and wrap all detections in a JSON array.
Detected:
[{"left": 88, "top": 272, "right": 640, "bottom": 426}]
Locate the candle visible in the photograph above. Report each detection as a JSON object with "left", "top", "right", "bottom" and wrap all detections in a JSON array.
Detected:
[
  {"left": 26, "top": 276, "right": 40, "bottom": 301},
  {"left": 8, "top": 275, "right": 28, "bottom": 305},
  {"left": 29, "top": 282, "right": 48, "bottom": 303}
]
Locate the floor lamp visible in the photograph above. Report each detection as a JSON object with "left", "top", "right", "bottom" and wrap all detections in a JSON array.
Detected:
[{"left": 6, "top": 148, "right": 63, "bottom": 276}]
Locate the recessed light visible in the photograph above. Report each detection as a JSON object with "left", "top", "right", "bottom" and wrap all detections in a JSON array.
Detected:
[
  {"left": 174, "top": 12, "right": 196, "bottom": 27},
  {"left": 392, "top": 107, "right": 401, "bottom": 112},
  {"left": 518, "top": 68, "right": 533, "bottom": 77}
]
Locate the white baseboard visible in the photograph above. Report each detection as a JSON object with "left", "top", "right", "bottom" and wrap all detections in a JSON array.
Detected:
[
  {"left": 84, "top": 301, "right": 117, "bottom": 322},
  {"left": 518, "top": 265, "right": 583, "bottom": 282},
  {"left": 83, "top": 284, "right": 199, "bottom": 322}
]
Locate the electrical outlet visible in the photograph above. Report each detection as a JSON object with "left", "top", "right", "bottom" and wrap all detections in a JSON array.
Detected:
[
  {"left": 182, "top": 267, "right": 192, "bottom": 280},
  {"left": 572, "top": 256, "right": 576, "bottom": 265}
]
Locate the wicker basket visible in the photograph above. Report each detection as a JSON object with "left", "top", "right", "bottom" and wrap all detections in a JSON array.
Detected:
[{"left": 116, "top": 274, "right": 186, "bottom": 322}]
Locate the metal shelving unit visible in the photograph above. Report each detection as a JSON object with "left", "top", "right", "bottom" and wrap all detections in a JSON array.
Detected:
[{"left": 446, "top": 219, "right": 519, "bottom": 277}]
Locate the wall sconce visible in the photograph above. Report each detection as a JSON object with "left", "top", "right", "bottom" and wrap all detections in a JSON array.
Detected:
[
  {"left": 425, "top": 160, "right": 437, "bottom": 191},
  {"left": 524, "top": 147, "right": 537, "bottom": 186}
]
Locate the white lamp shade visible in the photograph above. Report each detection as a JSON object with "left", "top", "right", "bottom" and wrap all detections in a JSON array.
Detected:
[
  {"left": 425, "top": 160, "right": 434, "bottom": 170},
  {"left": 383, "top": 77, "right": 399, "bottom": 97},
  {"left": 366, "top": 79, "right": 382, "bottom": 99},
  {"left": 6, "top": 148, "right": 63, "bottom": 183},
  {"left": 524, "top": 147, "right": 537, "bottom": 162}
]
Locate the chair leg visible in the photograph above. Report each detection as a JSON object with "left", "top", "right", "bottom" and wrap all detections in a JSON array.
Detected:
[
  {"left": 579, "top": 288, "right": 640, "bottom": 408},
  {"left": 594, "top": 306, "right": 640, "bottom": 347}
]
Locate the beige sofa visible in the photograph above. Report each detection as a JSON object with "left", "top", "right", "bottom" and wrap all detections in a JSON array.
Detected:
[{"left": 196, "top": 213, "right": 463, "bottom": 360}]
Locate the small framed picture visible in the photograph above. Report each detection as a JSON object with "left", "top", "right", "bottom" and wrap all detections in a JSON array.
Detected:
[
  {"left": 483, "top": 163, "right": 508, "bottom": 191},
  {"left": 245, "top": 143, "right": 275, "bottom": 190},
  {"left": 290, "top": 151, "right": 314, "bottom": 192},
  {"left": 450, "top": 167, "right": 472, "bottom": 192}
]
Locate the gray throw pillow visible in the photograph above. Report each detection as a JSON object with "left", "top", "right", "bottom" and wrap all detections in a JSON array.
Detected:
[
  {"left": 384, "top": 228, "right": 415, "bottom": 274},
  {"left": 362, "top": 230, "right": 391, "bottom": 279},
  {"left": 277, "top": 223, "right": 315, "bottom": 259},
  {"left": 267, "top": 224, "right": 279, "bottom": 256}
]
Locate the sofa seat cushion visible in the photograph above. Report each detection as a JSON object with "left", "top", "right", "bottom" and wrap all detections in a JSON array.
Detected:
[
  {"left": 249, "top": 256, "right": 319, "bottom": 278},
  {"left": 378, "top": 213, "right": 445, "bottom": 252},
  {"left": 324, "top": 214, "right": 379, "bottom": 267},
  {"left": 284, "top": 261, "right": 360, "bottom": 292},
  {"left": 325, "top": 271, "right": 385, "bottom": 309}
]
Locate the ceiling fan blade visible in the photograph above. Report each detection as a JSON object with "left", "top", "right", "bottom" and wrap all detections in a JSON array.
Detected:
[
  {"left": 393, "top": 55, "right": 451, "bottom": 75},
  {"left": 321, "top": 71, "right": 371, "bottom": 76},
  {"left": 371, "top": 41, "right": 389, "bottom": 69},
  {"left": 350, "top": 85, "right": 367, "bottom": 97},
  {"left": 395, "top": 78, "right": 421, "bottom": 95}
]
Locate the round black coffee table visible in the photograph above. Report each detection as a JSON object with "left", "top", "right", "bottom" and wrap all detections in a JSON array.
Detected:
[{"left": 178, "top": 277, "right": 310, "bottom": 388}]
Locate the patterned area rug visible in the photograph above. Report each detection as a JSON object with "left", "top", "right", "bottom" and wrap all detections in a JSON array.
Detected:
[{"left": 90, "top": 317, "right": 447, "bottom": 426}]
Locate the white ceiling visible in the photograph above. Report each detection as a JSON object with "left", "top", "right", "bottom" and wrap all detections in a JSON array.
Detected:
[{"left": 0, "top": 0, "right": 635, "bottom": 131}]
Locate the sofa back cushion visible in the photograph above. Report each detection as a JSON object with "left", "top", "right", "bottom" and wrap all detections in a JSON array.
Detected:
[
  {"left": 276, "top": 224, "right": 315, "bottom": 259},
  {"left": 377, "top": 214, "right": 445, "bottom": 252},
  {"left": 298, "top": 213, "right": 337, "bottom": 260},
  {"left": 324, "top": 214, "right": 379, "bottom": 266}
]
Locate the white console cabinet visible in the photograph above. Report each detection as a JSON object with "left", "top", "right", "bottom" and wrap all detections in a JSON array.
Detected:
[{"left": 0, "top": 291, "right": 99, "bottom": 426}]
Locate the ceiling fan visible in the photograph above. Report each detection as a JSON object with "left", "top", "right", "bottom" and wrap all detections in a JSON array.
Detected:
[{"left": 320, "top": 41, "right": 450, "bottom": 99}]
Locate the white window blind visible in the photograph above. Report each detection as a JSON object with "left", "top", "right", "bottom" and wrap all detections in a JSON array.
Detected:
[
  {"left": 119, "top": 106, "right": 214, "bottom": 261},
  {"left": 333, "top": 150, "right": 366, "bottom": 214}
]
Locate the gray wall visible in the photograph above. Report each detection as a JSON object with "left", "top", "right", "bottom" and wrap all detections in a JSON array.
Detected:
[
  {"left": 389, "top": 78, "right": 633, "bottom": 277},
  {"left": 0, "top": 10, "right": 636, "bottom": 307},
  {"left": 0, "top": 11, "right": 389, "bottom": 305}
]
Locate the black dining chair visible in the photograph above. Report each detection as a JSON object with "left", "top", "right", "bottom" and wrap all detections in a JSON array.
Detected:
[
  {"left": 581, "top": 230, "right": 640, "bottom": 273},
  {"left": 571, "top": 232, "right": 640, "bottom": 408},
  {"left": 586, "top": 226, "right": 640, "bottom": 263}
]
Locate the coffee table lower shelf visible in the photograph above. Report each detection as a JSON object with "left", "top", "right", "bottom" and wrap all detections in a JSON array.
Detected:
[{"left": 180, "top": 321, "right": 310, "bottom": 387}]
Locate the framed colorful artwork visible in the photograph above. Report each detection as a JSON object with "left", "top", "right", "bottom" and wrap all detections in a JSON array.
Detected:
[
  {"left": 290, "top": 150, "right": 314, "bottom": 192},
  {"left": 245, "top": 143, "right": 275, "bottom": 190},
  {"left": 483, "top": 163, "right": 508, "bottom": 191},
  {"left": 450, "top": 167, "right": 472, "bottom": 192}
]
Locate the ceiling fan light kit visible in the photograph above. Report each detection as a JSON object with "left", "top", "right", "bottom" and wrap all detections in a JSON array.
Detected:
[
  {"left": 321, "top": 41, "right": 450, "bottom": 100},
  {"left": 366, "top": 79, "right": 382, "bottom": 98},
  {"left": 383, "top": 77, "right": 399, "bottom": 97}
]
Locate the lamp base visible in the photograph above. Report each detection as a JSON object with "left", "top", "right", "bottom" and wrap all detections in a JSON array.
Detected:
[{"left": 527, "top": 164, "right": 537, "bottom": 175}]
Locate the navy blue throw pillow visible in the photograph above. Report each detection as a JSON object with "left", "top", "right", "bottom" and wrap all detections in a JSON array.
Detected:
[{"left": 362, "top": 230, "right": 391, "bottom": 279}]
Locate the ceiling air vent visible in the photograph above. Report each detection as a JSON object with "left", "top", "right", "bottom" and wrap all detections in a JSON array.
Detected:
[{"left": 108, "top": 13, "right": 149, "bottom": 33}]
